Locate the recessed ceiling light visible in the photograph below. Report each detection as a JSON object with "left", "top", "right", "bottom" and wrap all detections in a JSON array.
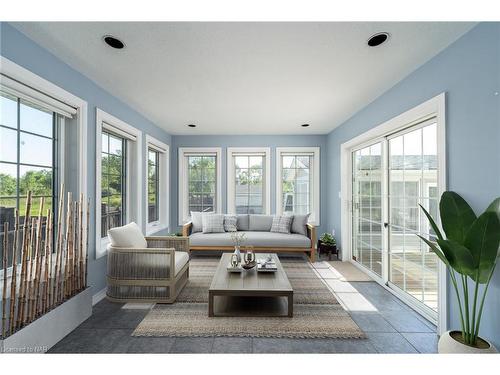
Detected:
[
  {"left": 187, "top": 124, "right": 196, "bottom": 128},
  {"left": 367, "top": 32, "right": 390, "bottom": 47},
  {"left": 301, "top": 124, "right": 310, "bottom": 127},
  {"left": 103, "top": 35, "right": 125, "bottom": 49}
]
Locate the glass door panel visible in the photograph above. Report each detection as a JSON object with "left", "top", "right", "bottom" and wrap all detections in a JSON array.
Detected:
[
  {"left": 388, "top": 121, "right": 439, "bottom": 313},
  {"left": 352, "top": 142, "right": 383, "bottom": 277}
]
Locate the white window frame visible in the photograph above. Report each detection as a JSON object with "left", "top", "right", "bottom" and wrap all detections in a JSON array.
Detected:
[
  {"left": 340, "top": 92, "right": 446, "bottom": 334},
  {"left": 227, "top": 147, "right": 271, "bottom": 215},
  {"left": 95, "top": 108, "right": 142, "bottom": 258},
  {"left": 145, "top": 134, "right": 169, "bottom": 235},
  {"left": 178, "top": 147, "right": 222, "bottom": 225},
  {"left": 0, "top": 56, "right": 88, "bottom": 280},
  {"left": 276, "top": 147, "right": 320, "bottom": 225}
]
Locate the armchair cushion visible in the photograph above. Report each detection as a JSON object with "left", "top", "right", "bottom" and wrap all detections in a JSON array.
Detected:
[
  {"left": 107, "top": 222, "right": 147, "bottom": 248},
  {"left": 174, "top": 251, "right": 189, "bottom": 276}
]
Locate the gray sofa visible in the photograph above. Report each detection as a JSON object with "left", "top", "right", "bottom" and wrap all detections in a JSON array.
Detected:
[{"left": 182, "top": 214, "right": 317, "bottom": 262}]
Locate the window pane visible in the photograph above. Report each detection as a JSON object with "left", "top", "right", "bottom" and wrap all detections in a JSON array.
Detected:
[
  {"left": 0, "top": 127, "right": 17, "bottom": 162},
  {"left": 101, "top": 132, "right": 109, "bottom": 154},
  {"left": 0, "top": 93, "right": 17, "bottom": 129},
  {"left": 20, "top": 100, "right": 53, "bottom": 137},
  {"left": 109, "top": 135, "right": 123, "bottom": 155},
  {"left": 19, "top": 166, "right": 52, "bottom": 196},
  {"left": 20, "top": 132, "right": 53, "bottom": 166},
  {"left": 0, "top": 163, "right": 17, "bottom": 197},
  {"left": 234, "top": 156, "right": 248, "bottom": 169},
  {"left": 187, "top": 155, "right": 217, "bottom": 213}
]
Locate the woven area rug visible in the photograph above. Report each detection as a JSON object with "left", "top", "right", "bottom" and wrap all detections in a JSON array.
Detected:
[
  {"left": 133, "top": 256, "right": 365, "bottom": 339},
  {"left": 327, "top": 261, "right": 372, "bottom": 282},
  {"left": 177, "top": 257, "right": 338, "bottom": 305},
  {"left": 132, "top": 302, "right": 364, "bottom": 338}
]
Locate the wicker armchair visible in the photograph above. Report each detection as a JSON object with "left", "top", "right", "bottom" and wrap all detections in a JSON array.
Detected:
[{"left": 106, "top": 236, "right": 190, "bottom": 303}]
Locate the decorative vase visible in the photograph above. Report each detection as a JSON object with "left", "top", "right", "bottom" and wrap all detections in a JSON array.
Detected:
[
  {"left": 438, "top": 331, "right": 498, "bottom": 353},
  {"left": 233, "top": 246, "right": 241, "bottom": 263}
]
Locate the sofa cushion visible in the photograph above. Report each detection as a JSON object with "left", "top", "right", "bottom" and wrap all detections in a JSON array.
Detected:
[
  {"left": 189, "top": 231, "right": 311, "bottom": 248},
  {"left": 290, "top": 213, "right": 310, "bottom": 236},
  {"left": 202, "top": 214, "right": 225, "bottom": 233},
  {"left": 190, "top": 211, "right": 211, "bottom": 233},
  {"left": 224, "top": 215, "right": 238, "bottom": 232},
  {"left": 249, "top": 215, "right": 274, "bottom": 231},
  {"left": 107, "top": 222, "right": 147, "bottom": 248},
  {"left": 236, "top": 214, "right": 249, "bottom": 231},
  {"left": 270, "top": 215, "right": 293, "bottom": 234}
]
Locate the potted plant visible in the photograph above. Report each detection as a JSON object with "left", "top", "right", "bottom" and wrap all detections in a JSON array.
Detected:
[
  {"left": 418, "top": 191, "right": 500, "bottom": 353},
  {"left": 318, "top": 232, "right": 338, "bottom": 260}
]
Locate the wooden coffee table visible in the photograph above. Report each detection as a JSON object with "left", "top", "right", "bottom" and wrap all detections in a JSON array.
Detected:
[{"left": 208, "top": 253, "right": 293, "bottom": 317}]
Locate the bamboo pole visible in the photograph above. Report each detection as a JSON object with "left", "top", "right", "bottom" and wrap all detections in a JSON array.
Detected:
[
  {"left": 73, "top": 201, "right": 79, "bottom": 295},
  {"left": 78, "top": 194, "right": 84, "bottom": 291},
  {"left": 24, "top": 216, "right": 36, "bottom": 325},
  {"left": 53, "top": 185, "right": 64, "bottom": 307},
  {"left": 84, "top": 199, "right": 90, "bottom": 289},
  {"left": 63, "top": 193, "right": 72, "bottom": 300},
  {"left": 42, "top": 209, "right": 52, "bottom": 315},
  {"left": 29, "top": 197, "right": 44, "bottom": 320},
  {"left": 9, "top": 210, "right": 19, "bottom": 335},
  {"left": 2, "top": 222, "right": 8, "bottom": 338},
  {"left": 16, "top": 191, "right": 32, "bottom": 328}
]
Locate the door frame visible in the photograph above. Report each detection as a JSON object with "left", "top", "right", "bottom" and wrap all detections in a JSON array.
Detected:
[{"left": 340, "top": 93, "right": 447, "bottom": 334}]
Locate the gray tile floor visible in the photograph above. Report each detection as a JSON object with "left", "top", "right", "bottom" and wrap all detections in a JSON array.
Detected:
[{"left": 49, "top": 258, "right": 437, "bottom": 353}]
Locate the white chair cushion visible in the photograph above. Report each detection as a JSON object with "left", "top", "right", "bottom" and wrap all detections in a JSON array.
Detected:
[
  {"left": 107, "top": 222, "right": 147, "bottom": 248},
  {"left": 174, "top": 251, "right": 189, "bottom": 275}
]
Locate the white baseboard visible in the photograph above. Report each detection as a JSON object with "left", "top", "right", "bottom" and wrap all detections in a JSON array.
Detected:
[{"left": 92, "top": 287, "right": 107, "bottom": 306}]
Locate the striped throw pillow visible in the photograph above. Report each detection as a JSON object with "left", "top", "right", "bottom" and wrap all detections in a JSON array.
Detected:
[
  {"left": 202, "top": 214, "right": 225, "bottom": 233},
  {"left": 270, "top": 215, "right": 293, "bottom": 234}
]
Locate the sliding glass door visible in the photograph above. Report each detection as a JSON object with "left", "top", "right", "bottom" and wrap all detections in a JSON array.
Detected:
[
  {"left": 352, "top": 142, "right": 383, "bottom": 278},
  {"left": 387, "top": 120, "right": 439, "bottom": 313},
  {"left": 351, "top": 118, "right": 439, "bottom": 320}
]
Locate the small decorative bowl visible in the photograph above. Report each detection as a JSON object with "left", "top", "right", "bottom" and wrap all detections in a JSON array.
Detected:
[{"left": 242, "top": 261, "right": 257, "bottom": 270}]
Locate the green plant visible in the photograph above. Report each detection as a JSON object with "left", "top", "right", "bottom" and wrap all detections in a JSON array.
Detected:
[
  {"left": 320, "top": 232, "right": 336, "bottom": 246},
  {"left": 418, "top": 191, "right": 500, "bottom": 347}
]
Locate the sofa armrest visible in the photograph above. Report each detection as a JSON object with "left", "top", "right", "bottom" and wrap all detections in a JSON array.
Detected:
[
  {"left": 182, "top": 221, "right": 193, "bottom": 237},
  {"left": 145, "top": 236, "right": 190, "bottom": 253},
  {"left": 306, "top": 223, "right": 317, "bottom": 246}
]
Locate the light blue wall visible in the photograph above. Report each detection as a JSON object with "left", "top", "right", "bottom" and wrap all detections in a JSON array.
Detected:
[
  {"left": 170, "top": 135, "right": 328, "bottom": 235},
  {"left": 326, "top": 23, "right": 500, "bottom": 346},
  {"left": 0, "top": 22, "right": 172, "bottom": 295}
]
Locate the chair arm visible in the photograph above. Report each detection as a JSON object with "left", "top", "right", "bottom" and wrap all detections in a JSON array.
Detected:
[
  {"left": 145, "top": 236, "right": 190, "bottom": 253},
  {"left": 182, "top": 221, "right": 192, "bottom": 237}
]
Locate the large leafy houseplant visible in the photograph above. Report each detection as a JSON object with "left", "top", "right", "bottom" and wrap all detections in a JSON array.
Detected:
[{"left": 418, "top": 192, "right": 500, "bottom": 347}]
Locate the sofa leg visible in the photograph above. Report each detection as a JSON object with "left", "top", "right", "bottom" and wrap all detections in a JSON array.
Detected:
[{"left": 309, "top": 248, "right": 316, "bottom": 263}]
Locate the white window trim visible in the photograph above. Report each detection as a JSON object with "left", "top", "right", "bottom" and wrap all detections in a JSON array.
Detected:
[
  {"left": 0, "top": 56, "right": 88, "bottom": 280},
  {"left": 227, "top": 147, "right": 271, "bottom": 215},
  {"left": 340, "top": 92, "right": 446, "bottom": 334},
  {"left": 275, "top": 147, "right": 320, "bottom": 225},
  {"left": 178, "top": 147, "right": 222, "bottom": 225},
  {"left": 145, "top": 134, "right": 169, "bottom": 235},
  {"left": 95, "top": 108, "right": 142, "bottom": 258}
]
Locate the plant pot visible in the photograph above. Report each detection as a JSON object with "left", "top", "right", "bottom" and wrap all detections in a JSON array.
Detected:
[
  {"left": 317, "top": 241, "right": 338, "bottom": 260},
  {"left": 438, "top": 331, "right": 498, "bottom": 353}
]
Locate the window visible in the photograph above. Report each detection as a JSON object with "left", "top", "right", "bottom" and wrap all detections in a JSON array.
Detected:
[
  {"left": 178, "top": 148, "right": 221, "bottom": 224},
  {"left": 145, "top": 135, "right": 169, "bottom": 234},
  {"left": 101, "top": 131, "right": 126, "bottom": 236},
  {"left": 276, "top": 147, "right": 320, "bottom": 224},
  {"left": 147, "top": 149, "right": 159, "bottom": 223},
  {"left": 96, "top": 108, "right": 142, "bottom": 257},
  {"left": 227, "top": 148, "right": 271, "bottom": 215}
]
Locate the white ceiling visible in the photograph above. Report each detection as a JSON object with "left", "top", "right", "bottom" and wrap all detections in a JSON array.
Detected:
[{"left": 12, "top": 22, "right": 475, "bottom": 135}]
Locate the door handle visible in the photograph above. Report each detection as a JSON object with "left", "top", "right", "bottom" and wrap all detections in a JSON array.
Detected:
[{"left": 384, "top": 222, "right": 389, "bottom": 228}]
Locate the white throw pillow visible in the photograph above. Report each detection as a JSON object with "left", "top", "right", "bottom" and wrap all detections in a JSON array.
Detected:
[{"left": 107, "top": 222, "right": 147, "bottom": 248}]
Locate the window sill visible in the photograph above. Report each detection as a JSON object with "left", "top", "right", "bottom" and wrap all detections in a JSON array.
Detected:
[{"left": 146, "top": 224, "right": 168, "bottom": 236}]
